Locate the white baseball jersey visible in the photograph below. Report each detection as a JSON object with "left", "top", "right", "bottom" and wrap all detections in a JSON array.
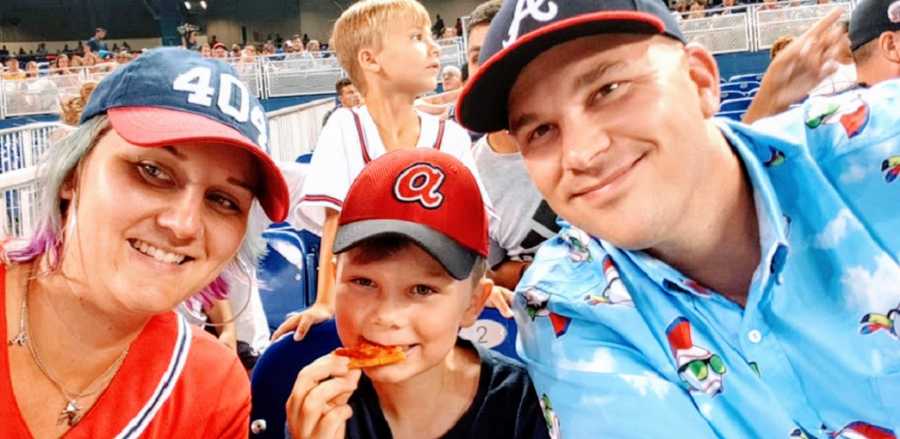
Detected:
[{"left": 296, "top": 106, "right": 492, "bottom": 235}]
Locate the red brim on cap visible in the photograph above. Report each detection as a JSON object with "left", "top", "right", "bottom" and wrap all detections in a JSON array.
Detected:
[
  {"left": 108, "top": 106, "right": 289, "bottom": 222},
  {"left": 457, "top": 11, "right": 665, "bottom": 134}
]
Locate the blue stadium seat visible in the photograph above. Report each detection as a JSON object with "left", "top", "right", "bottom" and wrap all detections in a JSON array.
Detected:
[
  {"left": 721, "top": 90, "right": 745, "bottom": 101},
  {"left": 295, "top": 153, "right": 312, "bottom": 164},
  {"left": 258, "top": 227, "right": 321, "bottom": 332},
  {"left": 728, "top": 73, "right": 763, "bottom": 83},
  {"left": 250, "top": 309, "right": 520, "bottom": 438},
  {"left": 720, "top": 81, "right": 760, "bottom": 93},
  {"left": 250, "top": 320, "right": 342, "bottom": 439},
  {"left": 720, "top": 97, "right": 754, "bottom": 112},
  {"left": 716, "top": 110, "right": 745, "bottom": 122},
  {"left": 746, "top": 88, "right": 759, "bottom": 97}
]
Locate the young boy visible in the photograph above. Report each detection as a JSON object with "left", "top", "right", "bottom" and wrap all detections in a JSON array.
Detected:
[
  {"left": 286, "top": 149, "right": 549, "bottom": 439},
  {"left": 275, "top": 0, "right": 489, "bottom": 341}
]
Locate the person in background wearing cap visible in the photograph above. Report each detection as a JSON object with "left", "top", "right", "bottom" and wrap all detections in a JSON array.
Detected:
[
  {"left": 212, "top": 42, "right": 229, "bottom": 59},
  {"left": 285, "top": 149, "right": 549, "bottom": 439},
  {"left": 0, "top": 47, "right": 289, "bottom": 438},
  {"left": 851, "top": 0, "right": 900, "bottom": 86},
  {"left": 457, "top": 0, "right": 900, "bottom": 436},
  {"left": 86, "top": 26, "right": 108, "bottom": 54}
]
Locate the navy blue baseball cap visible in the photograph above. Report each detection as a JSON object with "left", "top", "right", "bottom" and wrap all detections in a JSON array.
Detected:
[
  {"left": 81, "top": 47, "right": 289, "bottom": 222},
  {"left": 849, "top": 0, "right": 900, "bottom": 50},
  {"left": 457, "top": 0, "right": 686, "bottom": 134}
]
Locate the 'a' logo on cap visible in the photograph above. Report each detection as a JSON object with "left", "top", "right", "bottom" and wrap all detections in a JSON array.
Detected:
[
  {"left": 393, "top": 163, "right": 446, "bottom": 209},
  {"left": 889, "top": 0, "right": 900, "bottom": 23},
  {"left": 504, "top": 0, "right": 559, "bottom": 47}
]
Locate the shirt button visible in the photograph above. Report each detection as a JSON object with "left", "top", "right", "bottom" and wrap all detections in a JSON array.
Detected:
[{"left": 747, "top": 330, "right": 763, "bottom": 344}]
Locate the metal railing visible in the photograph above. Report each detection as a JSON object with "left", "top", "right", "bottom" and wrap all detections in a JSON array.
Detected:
[
  {"left": 0, "top": 37, "right": 468, "bottom": 119},
  {"left": 0, "top": 122, "right": 60, "bottom": 238}
]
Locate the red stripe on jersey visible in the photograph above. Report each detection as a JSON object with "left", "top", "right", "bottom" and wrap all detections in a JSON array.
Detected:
[
  {"left": 350, "top": 110, "right": 372, "bottom": 164},
  {"left": 433, "top": 119, "right": 446, "bottom": 151}
]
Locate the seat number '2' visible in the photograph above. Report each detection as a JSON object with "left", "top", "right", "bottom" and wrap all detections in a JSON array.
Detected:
[{"left": 172, "top": 66, "right": 268, "bottom": 149}]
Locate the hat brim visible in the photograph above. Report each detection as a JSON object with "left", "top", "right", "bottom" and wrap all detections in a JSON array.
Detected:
[
  {"left": 457, "top": 11, "right": 667, "bottom": 134},
  {"left": 333, "top": 219, "right": 479, "bottom": 281},
  {"left": 108, "top": 106, "right": 289, "bottom": 222}
]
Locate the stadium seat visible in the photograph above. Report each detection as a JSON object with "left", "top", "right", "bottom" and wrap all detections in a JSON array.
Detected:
[
  {"left": 721, "top": 90, "right": 745, "bottom": 101},
  {"left": 719, "top": 97, "right": 754, "bottom": 112},
  {"left": 250, "top": 320, "right": 343, "bottom": 439},
  {"left": 728, "top": 73, "right": 763, "bottom": 83},
  {"left": 746, "top": 88, "right": 759, "bottom": 98},
  {"left": 250, "top": 309, "right": 520, "bottom": 438},
  {"left": 258, "top": 227, "right": 321, "bottom": 332},
  {"left": 716, "top": 110, "right": 745, "bottom": 122},
  {"left": 720, "top": 81, "right": 760, "bottom": 93},
  {"left": 295, "top": 153, "right": 312, "bottom": 164}
]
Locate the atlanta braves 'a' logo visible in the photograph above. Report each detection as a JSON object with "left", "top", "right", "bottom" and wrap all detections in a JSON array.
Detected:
[
  {"left": 503, "top": 0, "right": 559, "bottom": 47},
  {"left": 393, "top": 162, "right": 446, "bottom": 209}
]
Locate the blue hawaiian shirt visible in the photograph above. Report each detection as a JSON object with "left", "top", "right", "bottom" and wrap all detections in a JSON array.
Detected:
[{"left": 515, "top": 79, "right": 900, "bottom": 439}]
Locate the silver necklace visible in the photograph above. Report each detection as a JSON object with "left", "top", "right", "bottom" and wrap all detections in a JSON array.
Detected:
[{"left": 7, "top": 271, "right": 130, "bottom": 426}]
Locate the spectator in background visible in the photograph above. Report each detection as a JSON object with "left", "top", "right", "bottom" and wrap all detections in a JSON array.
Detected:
[
  {"left": 25, "top": 61, "right": 40, "bottom": 78},
  {"left": 242, "top": 44, "right": 257, "bottom": 63},
  {"left": 455, "top": 17, "right": 463, "bottom": 38},
  {"left": 200, "top": 43, "right": 212, "bottom": 58},
  {"left": 0, "top": 45, "right": 8, "bottom": 58},
  {"left": 322, "top": 78, "right": 362, "bottom": 126},
  {"left": 212, "top": 42, "right": 228, "bottom": 58},
  {"left": 760, "top": 0, "right": 780, "bottom": 10},
  {"left": 86, "top": 26, "right": 108, "bottom": 53},
  {"left": 54, "top": 54, "right": 72, "bottom": 75},
  {"left": 716, "top": 0, "right": 746, "bottom": 15},
  {"left": 441, "top": 65, "right": 463, "bottom": 91},
  {"left": 442, "top": 26, "right": 458, "bottom": 39},
  {"left": 183, "top": 31, "right": 199, "bottom": 51},
  {"left": 851, "top": 0, "right": 900, "bottom": 86},
  {"left": 2, "top": 57, "right": 25, "bottom": 80},
  {"left": 688, "top": 0, "right": 708, "bottom": 19},
  {"left": 70, "top": 55, "right": 84, "bottom": 68},
  {"left": 432, "top": 13, "right": 446, "bottom": 37},
  {"left": 231, "top": 43, "right": 241, "bottom": 58},
  {"left": 305, "top": 40, "right": 321, "bottom": 58},
  {"left": 263, "top": 40, "right": 277, "bottom": 56},
  {"left": 769, "top": 34, "right": 795, "bottom": 60},
  {"left": 302, "top": 33, "right": 310, "bottom": 46},
  {"left": 36, "top": 43, "right": 48, "bottom": 57},
  {"left": 115, "top": 50, "right": 132, "bottom": 65},
  {"left": 121, "top": 41, "right": 131, "bottom": 51}
]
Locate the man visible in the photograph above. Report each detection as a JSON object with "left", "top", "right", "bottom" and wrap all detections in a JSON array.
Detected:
[
  {"left": 851, "top": 0, "right": 900, "bottom": 86},
  {"left": 457, "top": 0, "right": 900, "bottom": 436},
  {"left": 212, "top": 42, "right": 228, "bottom": 58},
  {"left": 322, "top": 77, "right": 362, "bottom": 127},
  {"left": 86, "top": 27, "right": 108, "bottom": 53},
  {"left": 466, "top": 0, "right": 561, "bottom": 293}
]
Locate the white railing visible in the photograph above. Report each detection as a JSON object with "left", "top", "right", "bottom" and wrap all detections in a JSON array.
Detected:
[
  {"left": 0, "top": 122, "right": 61, "bottom": 238},
  {"left": 0, "top": 37, "right": 468, "bottom": 119}
]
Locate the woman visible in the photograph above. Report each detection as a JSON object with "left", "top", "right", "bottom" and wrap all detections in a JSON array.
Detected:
[
  {"left": 24, "top": 61, "right": 40, "bottom": 79},
  {"left": 1, "top": 47, "right": 289, "bottom": 438}
]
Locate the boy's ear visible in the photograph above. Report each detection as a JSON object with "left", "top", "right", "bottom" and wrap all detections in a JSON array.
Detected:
[
  {"left": 358, "top": 47, "right": 381, "bottom": 75},
  {"left": 461, "top": 278, "right": 493, "bottom": 328}
]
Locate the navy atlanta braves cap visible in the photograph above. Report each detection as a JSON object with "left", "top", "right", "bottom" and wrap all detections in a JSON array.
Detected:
[
  {"left": 457, "top": 0, "right": 686, "bottom": 134},
  {"left": 849, "top": 0, "right": 900, "bottom": 50},
  {"left": 333, "top": 149, "right": 489, "bottom": 280},
  {"left": 81, "top": 47, "right": 289, "bottom": 222}
]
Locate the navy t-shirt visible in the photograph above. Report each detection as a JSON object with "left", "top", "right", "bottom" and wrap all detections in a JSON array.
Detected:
[{"left": 345, "top": 339, "right": 550, "bottom": 439}]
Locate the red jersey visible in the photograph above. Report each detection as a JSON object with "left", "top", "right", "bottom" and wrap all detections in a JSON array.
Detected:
[{"left": 0, "top": 265, "right": 250, "bottom": 438}]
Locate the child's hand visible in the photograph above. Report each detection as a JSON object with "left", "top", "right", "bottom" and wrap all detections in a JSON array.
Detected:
[
  {"left": 286, "top": 353, "right": 362, "bottom": 439},
  {"left": 487, "top": 285, "right": 515, "bottom": 319},
  {"left": 271, "top": 302, "right": 334, "bottom": 341}
]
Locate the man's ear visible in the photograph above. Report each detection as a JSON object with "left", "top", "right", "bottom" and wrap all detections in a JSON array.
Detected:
[
  {"left": 461, "top": 278, "right": 493, "bottom": 328},
  {"left": 684, "top": 43, "right": 721, "bottom": 119}
]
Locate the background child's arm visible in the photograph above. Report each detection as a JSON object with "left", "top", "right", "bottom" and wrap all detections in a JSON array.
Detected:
[{"left": 271, "top": 208, "right": 340, "bottom": 341}]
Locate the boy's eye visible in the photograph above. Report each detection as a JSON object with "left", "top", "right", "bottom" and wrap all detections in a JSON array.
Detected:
[
  {"left": 412, "top": 285, "right": 437, "bottom": 296},
  {"left": 352, "top": 278, "right": 375, "bottom": 288},
  {"left": 591, "top": 82, "right": 623, "bottom": 103}
]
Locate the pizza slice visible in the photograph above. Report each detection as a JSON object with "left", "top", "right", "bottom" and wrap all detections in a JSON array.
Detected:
[{"left": 335, "top": 340, "right": 406, "bottom": 368}]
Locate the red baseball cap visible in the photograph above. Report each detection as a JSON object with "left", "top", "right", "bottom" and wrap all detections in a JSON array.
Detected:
[{"left": 333, "top": 149, "right": 489, "bottom": 280}]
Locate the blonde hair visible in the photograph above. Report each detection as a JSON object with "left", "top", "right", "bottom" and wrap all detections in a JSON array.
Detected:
[
  {"left": 330, "top": 0, "right": 430, "bottom": 93},
  {"left": 59, "top": 82, "right": 99, "bottom": 126}
]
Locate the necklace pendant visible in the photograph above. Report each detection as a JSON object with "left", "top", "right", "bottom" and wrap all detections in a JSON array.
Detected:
[
  {"left": 7, "top": 331, "right": 27, "bottom": 347},
  {"left": 59, "top": 400, "right": 81, "bottom": 426}
]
